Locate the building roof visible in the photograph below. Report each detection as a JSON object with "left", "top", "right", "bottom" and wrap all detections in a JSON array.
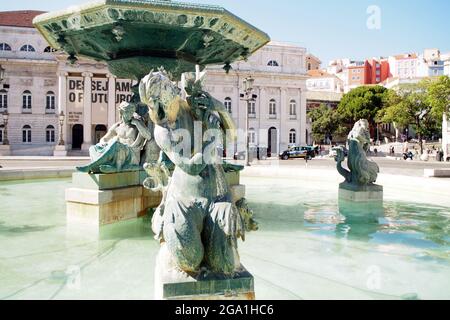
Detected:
[
  {"left": 267, "top": 40, "right": 305, "bottom": 49},
  {"left": 305, "top": 90, "right": 343, "bottom": 102},
  {"left": 0, "top": 11, "right": 46, "bottom": 28},
  {"left": 306, "top": 53, "right": 322, "bottom": 63},
  {"left": 307, "top": 69, "right": 334, "bottom": 78},
  {"left": 393, "top": 53, "right": 418, "bottom": 60}
]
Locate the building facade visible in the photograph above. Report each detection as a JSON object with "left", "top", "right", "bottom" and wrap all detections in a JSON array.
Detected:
[
  {"left": 364, "top": 58, "right": 390, "bottom": 85},
  {"left": 306, "top": 70, "right": 343, "bottom": 93},
  {"left": 206, "top": 41, "right": 309, "bottom": 156},
  {"left": 388, "top": 54, "right": 419, "bottom": 79},
  {"left": 0, "top": 11, "right": 309, "bottom": 157}
]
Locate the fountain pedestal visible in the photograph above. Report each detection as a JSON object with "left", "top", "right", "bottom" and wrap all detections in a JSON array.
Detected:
[
  {"left": 338, "top": 182, "right": 383, "bottom": 202},
  {"left": 53, "top": 145, "right": 68, "bottom": 156},
  {"left": 0, "top": 145, "right": 11, "bottom": 156},
  {"left": 66, "top": 171, "right": 245, "bottom": 227},
  {"left": 155, "top": 244, "right": 255, "bottom": 300},
  {"left": 66, "top": 171, "right": 161, "bottom": 226}
]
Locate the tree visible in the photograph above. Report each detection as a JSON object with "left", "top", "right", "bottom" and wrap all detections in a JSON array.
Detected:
[
  {"left": 308, "top": 104, "right": 346, "bottom": 144},
  {"left": 379, "top": 84, "right": 438, "bottom": 153},
  {"left": 426, "top": 76, "right": 450, "bottom": 122},
  {"left": 337, "top": 86, "right": 388, "bottom": 130}
]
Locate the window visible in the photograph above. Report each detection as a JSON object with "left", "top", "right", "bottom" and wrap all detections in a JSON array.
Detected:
[
  {"left": 20, "top": 44, "right": 35, "bottom": 52},
  {"left": 0, "top": 90, "right": 7, "bottom": 109},
  {"left": 46, "top": 125, "right": 55, "bottom": 143},
  {"left": 0, "top": 125, "right": 3, "bottom": 143},
  {"left": 248, "top": 101, "right": 256, "bottom": 115},
  {"left": 269, "top": 99, "right": 276, "bottom": 115},
  {"left": 44, "top": 46, "right": 57, "bottom": 53},
  {"left": 267, "top": 60, "right": 279, "bottom": 67},
  {"left": 22, "top": 90, "right": 32, "bottom": 110},
  {"left": 289, "top": 100, "right": 296, "bottom": 116},
  {"left": 307, "top": 63, "right": 311, "bottom": 71},
  {"left": 22, "top": 125, "right": 32, "bottom": 143},
  {"left": 289, "top": 129, "right": 296, "bottom": 144},
  {"left": 224, "top": 97, "right": 232, "bottom": 114},
  {"left": 248, "top": 128, "right": 256, "bottom": 145},
  {"left": 0, "top": 43, "right": 11, "bottom": 51},
  {"left": 46, "top": 91, "right": 56, "bottom": 111}
]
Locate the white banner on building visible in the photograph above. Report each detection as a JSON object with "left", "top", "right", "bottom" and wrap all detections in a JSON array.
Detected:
[
  {"left": 91, "top": 77, "right": 108, "bottom": 125},
  {"left": 67, "top": 76, "right": 84, "bottom": 124},
  {"left": 115, "top": 79, "right": 134, "bottom": 121}
]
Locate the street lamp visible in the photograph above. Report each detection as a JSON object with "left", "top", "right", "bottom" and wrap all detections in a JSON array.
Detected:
[
  {"left": 58, "top": 111, "right": 65, "bottom": 145},
  {"left": 240, "top": 76, "right": 256, "bottom": 166},
  {"left": 2, "top": 111, "right": 9, "bottom": 145}
]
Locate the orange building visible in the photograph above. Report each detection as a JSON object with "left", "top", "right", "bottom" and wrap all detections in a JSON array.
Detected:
[
  {"left": 364, "top": 58, "right": 390, "bottom": 84},
  {"left": 346, "top": 65, "right": 365, "bottom": 88}
]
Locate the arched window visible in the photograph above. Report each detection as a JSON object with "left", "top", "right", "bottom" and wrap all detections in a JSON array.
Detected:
[
  {"left": 0, "top": 125, "right": 4, "bottom": 143},
  {"left": 248, "top": 101, "right": 256, "bottom": 115},
  {"left": 22, "top": 125, "right": 32, "bottom": 143},
  {"left": 0, "top": 89, "right": 7, "bottom": 109},
  {"left": 308, "top": 62, "right": 312, "bottom": 71},
  {"left": 269, "top": 99, "right": 277, "bottom": 115},
  {"left": 46, "top": 91, "right": 56, "bottom": 111},
  {"left": 46, "top": 125, "right": 55, "bottom": 143},
  {"left": 224, "top": 97, "right": 232, "bottom": 114},
  {"left": 267, "top": 60, "right": 279, "bottom": 67},
  {"left": 289, "top": 129, "right": 297, "bottom": 144},
  {"left": 20, "top": 44, "right": 35, "bottom": 52},
  {"left": 289, "top": 100, "right": 297, "bottom": 116},
  {"left": 248, "top": 127, "right": 256, "bottom": 145},
  {"left": 44, "top": 46, "right": 57, "bottom": 53},
  {"left": 0, "top": 43, "right": 11, "bottom": 51},
  {"left": 22, "top": 90, "right": 32, "bottom": 110}
]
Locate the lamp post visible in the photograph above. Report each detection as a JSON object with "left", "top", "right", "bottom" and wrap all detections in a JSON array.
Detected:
[
  {"left": 2, "top": 111, "right": 9, "bottom": 145},
  {"left": 58, "top": 111, "right": 65, "bottom": 146},
  {"left": 240, "top": 76, "right": 256, "bottom": 166}
]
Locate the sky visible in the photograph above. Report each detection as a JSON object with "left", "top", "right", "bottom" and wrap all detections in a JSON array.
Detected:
[{"left": 3, "top": 0, "right": 450, "bottom": 65}]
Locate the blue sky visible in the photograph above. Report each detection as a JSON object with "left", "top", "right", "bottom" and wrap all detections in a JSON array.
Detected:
[{"left": 3, "top": 0, "right": 449, "bottom": 65}]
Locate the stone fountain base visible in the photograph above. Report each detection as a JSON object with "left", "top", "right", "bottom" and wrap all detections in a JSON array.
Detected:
[
  {"left": 65, "top": 170, "right": 245, "bottom": 227},
  {"left": 154, "top": 244, "right": 255, "bottom": 300},
  {"left": 65, "top": 171, "right": 161, "bottom": 227},
  {"left": 338, "top": 182, "right": 383, "bottom": 202},
  {"left": 0, "top": 145, "right": 11, "bottom": 156}
]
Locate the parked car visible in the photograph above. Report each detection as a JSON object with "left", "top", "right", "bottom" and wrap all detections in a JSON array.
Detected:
[{"left": 279, "top": 146, "right": 314, "bottom": 160}]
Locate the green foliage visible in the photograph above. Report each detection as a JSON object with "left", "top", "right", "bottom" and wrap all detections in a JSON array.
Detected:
[
  {"left": 308, "top": 104, "right": 347, "bottom": 143},
  {"left": 379, "top": 83, "right": 440, "bottom": 152},
  {"left": 337, "top": 85, "right": 388, "bottom": 125},
  {"left": 426, "top": 76, "right": 450, "bottom": 122}
]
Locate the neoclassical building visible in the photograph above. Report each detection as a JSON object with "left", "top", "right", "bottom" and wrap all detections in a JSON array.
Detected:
[{"left": 0, "top": 11, "right": 309, "bottom": 157}]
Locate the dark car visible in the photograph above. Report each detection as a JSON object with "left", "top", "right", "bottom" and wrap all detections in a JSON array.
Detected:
[{"left": 279, "top": 146, "right": 314, "bottom": 160}]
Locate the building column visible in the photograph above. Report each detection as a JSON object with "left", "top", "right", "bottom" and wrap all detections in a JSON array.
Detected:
[
  {"left": 53, "top": 72, "right": 69, "bottom": 156},
  {"left": 258, "top": 88, "right": 267, "bottom": 148},
  {"left": 82, "top": 72, "right": 93, "bottom": 151},
  {"left": 300, "top": 87, "right": 307, "bottom": 145},
  {"left": 279, "top": 88, "right": 286, "bottom": 151},
  {"left": 107, "top": 74, "right": 116, "bottom": 128}
]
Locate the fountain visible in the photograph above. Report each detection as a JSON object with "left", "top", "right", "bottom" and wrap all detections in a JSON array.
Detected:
[
  {"left": 33, "top": 0, "right": 269, "bottom": 300},
  {"left": 334, "top": 119, "right": 383, "bottom": 202}
]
